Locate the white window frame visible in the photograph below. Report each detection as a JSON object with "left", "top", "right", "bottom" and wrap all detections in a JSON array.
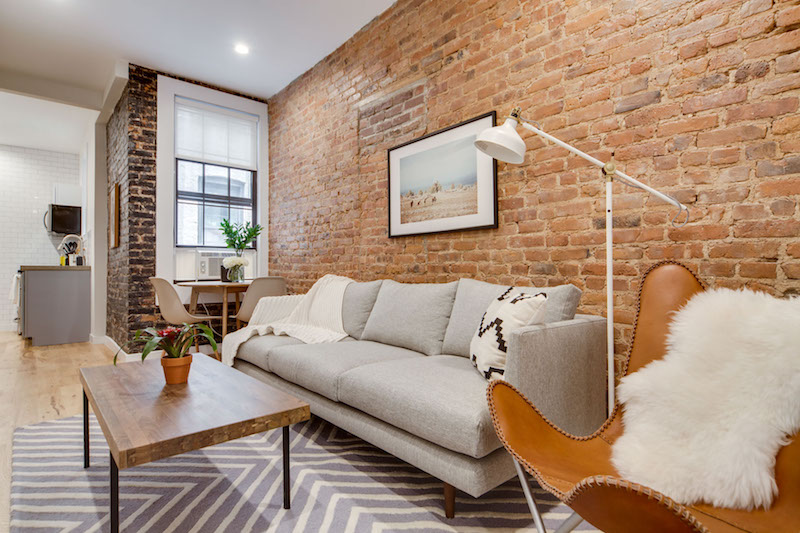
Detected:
[{"left": 156, "top": 75, "right": 268, "bottom": 300}]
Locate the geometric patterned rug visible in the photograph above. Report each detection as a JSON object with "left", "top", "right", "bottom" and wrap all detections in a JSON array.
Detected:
[{"left": 11, "top": 415, "right": 598, "bottom": 532}]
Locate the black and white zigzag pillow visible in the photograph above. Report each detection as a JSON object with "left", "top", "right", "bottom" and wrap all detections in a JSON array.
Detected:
[{"left": 470, "top": 287, "right": 548, "bottom": 380}]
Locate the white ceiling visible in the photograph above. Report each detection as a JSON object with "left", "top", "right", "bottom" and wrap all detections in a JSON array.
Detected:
[
  {"left": 0, "top": 91, "right": 98, "bottom": 153},
  {"left": 0, "top": 0, "right": 396, "bottom": 99}
]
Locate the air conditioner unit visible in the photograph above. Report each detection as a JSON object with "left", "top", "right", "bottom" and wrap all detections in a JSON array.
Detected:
[{"left": 195, "top": 250, "right": 236, "bottom": 280}]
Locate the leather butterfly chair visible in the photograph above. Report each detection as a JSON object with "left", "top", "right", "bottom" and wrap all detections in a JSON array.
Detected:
[{"left": 487, "top": 261, "right": 800, "bottom": 533}]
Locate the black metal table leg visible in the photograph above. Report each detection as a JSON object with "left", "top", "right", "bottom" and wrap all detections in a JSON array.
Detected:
[
  {"left": 283, "top": 426, "right": 290, "bottom": 509},
  {"left": 83, "top": 390, "right": 89, "bottom": 468},
  {"left": 110, "top": 452, "right": 119, "bottom": 533}
]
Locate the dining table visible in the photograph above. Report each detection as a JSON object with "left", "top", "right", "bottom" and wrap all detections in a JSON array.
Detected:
[{"left": 175, "top": 280, "right": 251, "bottom": 337}]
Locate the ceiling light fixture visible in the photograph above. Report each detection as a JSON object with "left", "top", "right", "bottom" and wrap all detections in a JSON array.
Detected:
[{"left": 234, "top": 43, "right": 250, "bottom": 55}]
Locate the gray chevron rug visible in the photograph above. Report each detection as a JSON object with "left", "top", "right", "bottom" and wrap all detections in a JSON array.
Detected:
[{"left": 11, "top": 416, "right": 598, "bottom": 532}]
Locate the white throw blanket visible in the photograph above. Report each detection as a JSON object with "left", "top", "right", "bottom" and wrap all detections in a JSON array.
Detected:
[
  {"left": 611, "top": 287, "right": 800, "bottom": 510},
  {"left": 222, "top": 274, "right": 353, "bottom": 365}
]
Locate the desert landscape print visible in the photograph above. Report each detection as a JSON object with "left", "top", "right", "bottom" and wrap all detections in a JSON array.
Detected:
[{"left": 399, "top": 135, "right": 478, "bottom": 224}]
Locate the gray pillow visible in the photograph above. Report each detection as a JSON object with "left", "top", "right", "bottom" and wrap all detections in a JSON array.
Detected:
[
  {"left": 442, "top": 279, "right": 583, "bottom": 357},
  {"left": 361, "top": 280, "right": 458, "bottom": 356},
  {"left": 342, "top": 280, "right": 383, "bottom": 339},
  {"left": 442, "top": 279, "right": 507, "bottom": 357},
  {"left": 536, "top": 284, "right": 583, "bottom": 323}
]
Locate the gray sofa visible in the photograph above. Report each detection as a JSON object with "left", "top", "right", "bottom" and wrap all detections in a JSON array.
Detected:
[{"left": 232, "top": 278, "right": 607, "bottom": 510}]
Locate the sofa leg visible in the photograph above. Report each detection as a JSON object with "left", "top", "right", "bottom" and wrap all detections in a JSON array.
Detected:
[{"left": 443, "top": 482, "right": 456, "bottom": 518}]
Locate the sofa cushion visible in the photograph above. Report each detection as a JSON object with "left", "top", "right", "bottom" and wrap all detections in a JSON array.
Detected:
[
  {"left": 338, "top": 355, "right": 501, "bottom": 459},
  {"left": 268, "top": 340, "right": 423, "bottom": 402},
  {"left": 442, "top": 279, "right": 583, "bottom": 357},
  {"left": 236, "top": 334, "right": 305, "bottom": 372},
  {"left": 361, "top": 280, "right": 457, "bottom": 356},
  {"left": 342, "top": 280, "right": 383, "bottom": 339}
]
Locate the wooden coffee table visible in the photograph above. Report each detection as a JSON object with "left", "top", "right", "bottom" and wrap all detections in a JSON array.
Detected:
[{"left": 79, "top": 355, "right": 310, "bottom": 532}]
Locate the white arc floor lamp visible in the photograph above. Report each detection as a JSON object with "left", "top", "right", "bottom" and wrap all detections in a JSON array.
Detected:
[
  {"left": 476, "top": 107, "right": 690, "bottom": 533},
  {"left": 475, "top": 107, "right": 690, "bottom": 416}
]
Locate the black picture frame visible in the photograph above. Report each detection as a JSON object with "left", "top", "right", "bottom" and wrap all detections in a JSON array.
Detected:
[{"left": 387, "top": 111, "right": 498, "bottom": 238}]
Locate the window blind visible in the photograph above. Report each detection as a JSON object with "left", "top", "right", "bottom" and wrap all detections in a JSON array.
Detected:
[{"left": 175, "top": 96, "right": 259, "bottom": 170}]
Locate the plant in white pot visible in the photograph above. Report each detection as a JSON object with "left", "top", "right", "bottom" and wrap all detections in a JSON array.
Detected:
[
  {"left": 219, "top": 219, "right": 262, "bottom": 281},
  {"left": 222, "top": 256, "right": 249, "bottom": 283}
]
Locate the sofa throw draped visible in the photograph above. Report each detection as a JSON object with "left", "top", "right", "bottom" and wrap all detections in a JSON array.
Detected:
[
  {"left": 611, "top": 288, "right": 800, "bottom": 510},
  {"left": 222, "top": 274, "right": 354, "bottom": 365}
]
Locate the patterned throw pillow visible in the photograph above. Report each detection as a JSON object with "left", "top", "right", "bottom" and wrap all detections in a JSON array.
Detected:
[{"left": 470, "top": 288, "right": 548, "bottom": 380}]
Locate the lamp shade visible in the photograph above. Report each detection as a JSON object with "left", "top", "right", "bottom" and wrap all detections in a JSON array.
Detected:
[{"left": 474, "top": 117, "right": 526, "bottom": 164}]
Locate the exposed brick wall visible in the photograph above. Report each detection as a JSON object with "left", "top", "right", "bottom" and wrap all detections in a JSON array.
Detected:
[
  {"left": 106, "top": 90, "right": 131, "bottom": 344},
  {"left": 106, "top": 66, "right": 159, "bottom": 345},
  {"left": 267, "top": 0, "right": 800, "bottom": 364},
  {"left": 105, "top": 64, "right": 265, "bottom": 345}
]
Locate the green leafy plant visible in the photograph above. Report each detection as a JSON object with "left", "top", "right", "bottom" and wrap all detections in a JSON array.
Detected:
[
  {"left": 220, "top": 219, "right": 263, "bottom": 254},
  {"left": 114, "top": 324, "right": 217, "bottom": 365}
]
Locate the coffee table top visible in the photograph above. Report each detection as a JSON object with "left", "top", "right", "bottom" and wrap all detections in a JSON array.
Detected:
[{"left": 80, "top": 355, "right": 310, "bottom": 469}]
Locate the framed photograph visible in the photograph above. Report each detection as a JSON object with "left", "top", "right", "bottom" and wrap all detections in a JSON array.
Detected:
[
  {"left": 109, "top": 183, "right": 120, "bottom": 249},
  {"left": 388, "top": 111, "right": 497, "bottom": 237}
]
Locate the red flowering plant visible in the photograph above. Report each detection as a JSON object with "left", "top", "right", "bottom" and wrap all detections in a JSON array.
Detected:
[{"left": 114, "top": 323, "right": 217, "bottom": 364}]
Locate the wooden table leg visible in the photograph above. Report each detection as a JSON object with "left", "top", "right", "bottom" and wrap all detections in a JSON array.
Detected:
[
  {"left": 189, "top": 289, "right": 199, "bottom": 315},
  {"left": 235, "top": 292, "right": 241, "bottom": 329},
  {"left": 221, "top": 287, "right": 229, "bottom": 338}
]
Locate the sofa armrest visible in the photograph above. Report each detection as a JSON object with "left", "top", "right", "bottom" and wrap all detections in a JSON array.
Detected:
[{"left": 504, "top": 314, "right": 607, "bottom": 437}]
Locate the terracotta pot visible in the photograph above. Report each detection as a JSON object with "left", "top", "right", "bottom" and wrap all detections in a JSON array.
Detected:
[{"left": 161, "top": 353, "right": 193, "bottom": 384}]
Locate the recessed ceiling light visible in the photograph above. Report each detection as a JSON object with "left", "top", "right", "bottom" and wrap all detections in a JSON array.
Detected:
[{"left": 234, "top": 43, "right": 250, "bottom": 55}]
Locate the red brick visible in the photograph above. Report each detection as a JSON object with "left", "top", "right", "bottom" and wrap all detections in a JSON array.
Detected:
[
  {"left": 658, "top": 115, "right": 718, "bottom": 137},
  {"left": 777, "top": 5, "right": 800, "bottom": 27},
  {"left": 709, "top": 242, "right": 780, "bottom": 259},
  {"left": 734, "top": 220, "right": 800, "bottom": 238},
  {"left": 726, "top": 98, "right": 799, "bottom": 123},
  {"left": 757, "top": 178, "right": 800, "bottom": 197},
  {"left": 708, "top": 28, "right": 738, "bottom": 48},
  {"left": 753, "top": 73, "right": 800, "bottom": 97},
  {"left": 732, "top": 204, "right": 768, "bottom": 220},
  {"left": 679, "top": 39, "right": 708, "bottom": 59},
  {"left": 739, "top": 262, "right": 777, "bottom": 279},
  {"left": 710, "top": 148, "right": 740, "bottom": 165},
  {"left": 565, "top": 7, "right": 608, "bottom": 34},
  {"left": 682, "top": 87, "right": 747, "bottom": 114},
  {"left": 741, "top": 0, "right": 772, "bottom": 18},
  {"left": 783, "top": 263, "right": 800, "bottom": 280},
  {"left": 696, "top": 125, "right": 767, "bottom": 147},
  {"left": 746, "top": 29, "right": 800, "bottom": 58},
  {"left": 773, "top": 115, "right": 800, "bottom": 135},
  {"left": 614, "top": 91, "right": 661, "bottom": 114},
  {"left": 776, "top": 51, "right": 800, "bottom": 74}
]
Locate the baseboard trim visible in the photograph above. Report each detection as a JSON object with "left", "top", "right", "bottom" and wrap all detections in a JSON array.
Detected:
[
  {"left": 89, "top": 334, "right": 215, "bottom": 362},
  {"left": 90, "top": 334, "right": 139, "bottom": 362}
]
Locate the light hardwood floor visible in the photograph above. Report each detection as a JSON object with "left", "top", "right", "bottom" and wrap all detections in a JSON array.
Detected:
[{"left": 0, "top": 332, "right": 113, "bottom": 531}]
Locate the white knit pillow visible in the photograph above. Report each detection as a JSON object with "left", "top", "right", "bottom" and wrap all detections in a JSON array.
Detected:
[{"left": 470, "top": 288, "right": 548, "bottom": 380}]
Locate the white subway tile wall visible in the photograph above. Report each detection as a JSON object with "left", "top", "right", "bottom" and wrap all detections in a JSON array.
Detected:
[{"left": 0, "top": 144, "right": 80, "bottom": 331}]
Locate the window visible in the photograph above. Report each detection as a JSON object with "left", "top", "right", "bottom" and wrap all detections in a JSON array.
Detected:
[{"left": 173, "top": 97, "right": 258, "bottom": 247}]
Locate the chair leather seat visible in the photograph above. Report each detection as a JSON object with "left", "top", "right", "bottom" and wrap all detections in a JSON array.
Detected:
[{"left": 488, "top": 262, "right": 800, "bottom": 533}]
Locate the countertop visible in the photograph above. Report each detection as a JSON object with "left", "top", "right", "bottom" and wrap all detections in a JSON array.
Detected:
[{"left": 20, "top": 265, "right": 91, "bottom": 272}]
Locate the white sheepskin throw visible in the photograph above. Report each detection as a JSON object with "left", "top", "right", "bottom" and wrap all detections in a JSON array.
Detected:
[{"left": 611, "top": 287, "right": 800, "bottom": 510}]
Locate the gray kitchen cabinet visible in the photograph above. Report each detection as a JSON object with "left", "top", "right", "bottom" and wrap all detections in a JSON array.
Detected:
[{"left": 20, "top": 266, "right": 91, "bottom": 346}]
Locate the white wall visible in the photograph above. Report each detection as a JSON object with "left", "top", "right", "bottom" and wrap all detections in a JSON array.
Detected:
[{"left": 0, "top": 144, "right": 81, "bottom": 330}]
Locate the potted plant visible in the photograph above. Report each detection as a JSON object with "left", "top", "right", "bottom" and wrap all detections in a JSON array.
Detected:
[
  {"left": 219, "top": 219, "right": 262, "bottom": 281},
  {"left": 220, "top": 219, "right": 263, "bottom": 257},
  {"left": 222, "top": 255, "right": 248, "bottom": 283},
  {"left": 114, "top": 323, "right": 217, "bottom": 385}
]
